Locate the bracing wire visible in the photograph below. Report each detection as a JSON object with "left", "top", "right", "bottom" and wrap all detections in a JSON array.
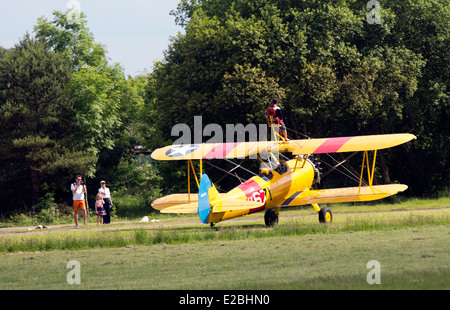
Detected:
[
  {"left": 286, "top": 126, "right": 367, "bottom": 186},
  {"left": 224, "top": 158, "right": 258, "bottom": 177}
]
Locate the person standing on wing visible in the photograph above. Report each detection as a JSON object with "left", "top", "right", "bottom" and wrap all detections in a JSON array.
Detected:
[{"left": 267, "top": 98, "right": 290, "bottom": 141}]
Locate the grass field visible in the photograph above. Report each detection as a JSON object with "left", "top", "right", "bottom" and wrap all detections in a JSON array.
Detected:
[{"left": 0, "top": 198, "right": 449, "bottom": 290}]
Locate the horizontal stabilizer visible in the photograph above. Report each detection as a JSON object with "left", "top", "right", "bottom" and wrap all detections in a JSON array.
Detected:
[
  {"left": 159, "top": 202, "right": 198, "bottom": 214},
  {"left": 151, "top": 194, "right": 198, "bottom": 210},
  {"left": 212, "top": 198, "right": 264, "bottom": 213},
  {"left": 151, "top": 193, "right": 228, "bottom": 210},
  {"left": 282, "top": 184, "right": 408, "bottom": 206}
]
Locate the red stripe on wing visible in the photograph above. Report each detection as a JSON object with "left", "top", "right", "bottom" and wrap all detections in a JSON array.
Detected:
[
  {"left": 313, "top": 137, "right": 352, "bottom": 154},
  {"left": 203, "top": 142, "right": 242, "bottom": 159}
]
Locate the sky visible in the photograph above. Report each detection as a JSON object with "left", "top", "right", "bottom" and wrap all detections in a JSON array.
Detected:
[{"left": 0, "top": 0, "right": 184, "bottom": 76}]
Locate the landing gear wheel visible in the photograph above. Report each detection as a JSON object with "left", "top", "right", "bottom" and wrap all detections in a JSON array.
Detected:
[
  {"left": 318, "top": 207, "right": 332, "bottom": 224},
  {"left": 264, "top": 208, "right": 279, "bottom": 227}
]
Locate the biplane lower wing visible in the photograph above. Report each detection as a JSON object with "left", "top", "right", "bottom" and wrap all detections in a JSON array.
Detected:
[
  {"left": 151, "top": 134, "right": 416, "bottom": 160},
  {"left": 281, "top": 184, "right": 408, "bottom": 207}
]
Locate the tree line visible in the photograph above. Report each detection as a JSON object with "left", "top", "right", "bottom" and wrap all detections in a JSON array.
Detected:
[
  {"left": 0, "top": 0, "right": 448, "bottom": 216},
  {"left": 155, "top": 0, "right": 449, "bottom": 196},
  {"left": 0, "top": 12, "right": 161, "bottom": 215}
]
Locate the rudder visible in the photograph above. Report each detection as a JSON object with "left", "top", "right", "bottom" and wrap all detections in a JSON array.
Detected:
[{"left": 198, "top": 174, "right": 213, "bottom": 224}]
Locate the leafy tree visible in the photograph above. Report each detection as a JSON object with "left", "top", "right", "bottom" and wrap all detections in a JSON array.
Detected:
[
  {"left": 67, "top": 64, "right": 124, "bottom": 155},
  {"left": 94, "top": 73, "right": 164, "bottom": 190},
  {"left": 155, "top": 4, "right": 294, "bottom": 135},
  {"left": 0, "top": 11, "right": 163, "bottom": 214},
  {"left": 34, "top": 11, "right": 107, "bottom": 69},
  {"left": 34, "top": 11, "right": 122, "bottom": 157},
  {"left": 219, "top": 63, "right": 287, "bottom": 124},
  {"left": 381, "top": 0, "right": 450, "bottom": 195},
  {"left": 0, "top": 36, "right": 96, "bottom": 210},
  {"left": 156, "top": 0, "right": 448, "bottom": 195},
  {"left": 34, "top": 11, "right": 166, "bottom": 204}
]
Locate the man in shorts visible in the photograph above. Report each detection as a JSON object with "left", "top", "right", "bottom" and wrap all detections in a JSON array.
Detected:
[{"left": 71, "top": 175, "right": 87, "bottom": 227}]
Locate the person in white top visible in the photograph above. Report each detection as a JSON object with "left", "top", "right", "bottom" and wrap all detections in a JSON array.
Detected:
[
  {"left": 99, "top": 180, "right": 113, "bottom": 224},
  {"left": 71, "top": 175, "right": 87, "bottom": 227}
]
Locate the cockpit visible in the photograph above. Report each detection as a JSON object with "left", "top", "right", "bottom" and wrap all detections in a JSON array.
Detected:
[
  {"left": 259, "top": 168, "right": 273, "bottom": 181},
  {"left": 259, "top": 160, "right": 290, "bottom": 181}
]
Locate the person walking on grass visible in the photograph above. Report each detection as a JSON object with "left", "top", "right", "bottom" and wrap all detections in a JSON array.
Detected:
[{"left": 71, "top": 175, "right": 87, "bottom": 227}]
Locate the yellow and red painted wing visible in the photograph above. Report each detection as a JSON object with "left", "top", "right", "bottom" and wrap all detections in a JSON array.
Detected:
[
  {"left": 150, "top": 142, "right": 274, "bottom": 161},
  {"left": 150, "top": 134, "right": 416, "bottom": 160},
  {"left": 281, "top": 184, "right": 408, "bottom": 206},
  {"left": 289, "top": 133, "right": 416, "bottom": 155}
]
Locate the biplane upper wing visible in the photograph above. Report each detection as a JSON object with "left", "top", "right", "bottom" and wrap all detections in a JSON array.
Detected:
[
  {"left": 151, "top": 134, "right": 416, "bottom": 160},
  {"left": 151, "top": 141, "right": 275, "bottom": 161},
  {"left": 280, "top": 184, "right": 408, "bottom": 207},
  {"left": 288, "top": 134, "right": 416, "bottom": 155}
]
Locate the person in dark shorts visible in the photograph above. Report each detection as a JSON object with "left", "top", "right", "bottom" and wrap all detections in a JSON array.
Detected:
[{"left": 98, "top": 180, "right": 113, "bottom": 224}]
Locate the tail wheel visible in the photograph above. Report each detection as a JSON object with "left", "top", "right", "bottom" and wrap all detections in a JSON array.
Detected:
[
  {"left": 264, "top": 208, "right": 279, "bottom": 227},
  {"left": 318, "top": 207, "right": 332, "bottom": 224}
]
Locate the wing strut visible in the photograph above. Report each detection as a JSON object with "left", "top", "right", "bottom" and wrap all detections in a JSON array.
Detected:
[
  {"left": 359, "top": 150, "right": 378, "bottom": 193},
  {"left": 188, "top": 160, "right": 199, "bottom": 189},
  {"left": 187, "top": 159, "right": 203, "bottom": 202}
]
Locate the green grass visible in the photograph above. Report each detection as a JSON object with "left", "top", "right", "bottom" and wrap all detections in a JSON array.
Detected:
[
  {"left": 0, "top": 198, "right": 448, "bottom": 290},
  {"left": 0, "top": 209, "right": 448, "bottom": 253},
  {"left": 1, "top": 195, "right": 448, "bottom": 228},
  {"left": 283, "top": 195, "right": 450, "bottom": 216},
  {"left": 0, "top": 225, "right": 448, "bottom": 290}
]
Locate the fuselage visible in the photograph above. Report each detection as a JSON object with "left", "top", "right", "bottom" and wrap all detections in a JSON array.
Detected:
[{"left": 208, "top": 158, "right": 316, "bottom": 224}]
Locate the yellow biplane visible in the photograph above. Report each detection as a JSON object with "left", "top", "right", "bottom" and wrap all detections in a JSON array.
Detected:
[{"left": 151, "top": 132, "right": 416, "bottom": 228}]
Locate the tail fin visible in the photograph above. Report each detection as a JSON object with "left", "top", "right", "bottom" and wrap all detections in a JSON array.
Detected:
[
  {"left": 198, "top": 174, "right": 215, "bottom": 224},
  {"left": 208, "top": 184, "right": 220, "bottom": 202}
]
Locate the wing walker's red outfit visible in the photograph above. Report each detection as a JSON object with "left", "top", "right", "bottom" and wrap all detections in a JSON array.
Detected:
[{"left": 267, "top": 105, "right": 286, "bottom": 131}]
